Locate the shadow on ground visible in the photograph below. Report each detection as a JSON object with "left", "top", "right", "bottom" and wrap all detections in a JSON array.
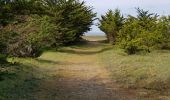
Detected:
[
  {"left": 35, "top": 77, "right": 137, "bottom": 100},
  {"left": 58, "top": 47, "right": 113, "bottom": 55},
  {"left": 35, "top": 58, "right": 59, "bottom": 64},
  {"left": 58, "top": 41, "right": 113, "bottom": 55}
]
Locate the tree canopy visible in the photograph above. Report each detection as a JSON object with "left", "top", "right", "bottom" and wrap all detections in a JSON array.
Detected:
[
  {"left": 99, "top": 8, "right": 170, "bottom": 54},
  {"left": 98, "top": 9, "right": 124, "bottom": 44},
  {"left": 0, "top": 0, "right": 96, "bottom": 58}
]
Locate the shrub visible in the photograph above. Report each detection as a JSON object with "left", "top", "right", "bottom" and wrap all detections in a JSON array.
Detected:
[
  {"left": 117, "top": 9, "right": 162, "bottom": 54},
  {"left": 0, "top": 54, "right": 7, "bottom": 63},
  {"left": 0, "top": 28, "right": 15, "bottom": 62},
  {"left": 4, "top": 15, "right": 60, "bottom": 57},
  {"left": 98, "top": 9, "right": 124, "bottom": 44},
  {"left": 44, "top": 0, "right": 96, "bottom": 44},
  {"left": 157, "top": 16, "right": 170, "bottom": 49},
  {"left": 99, "top": 8, "right": 170, "bottom": 54},
  {"left": 0, "top": 0, "right": 95, "bottom": 57}
]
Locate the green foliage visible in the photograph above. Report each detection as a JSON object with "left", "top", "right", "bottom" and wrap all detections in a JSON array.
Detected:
[
  {"left": 0, "top": 1, "right": 12, "bottom": 26},
  {"left": 0, "top": 0, "right": 95, "bottom": 57},
  {"left": 0, "top": 28, "right": 16, "bottom": 62},
  {"left": 99, "top": 9, "right": 124, "bottom": 44},
  {"left": 118, "top": 9, "right": 161, "bottom": 54},
  {"left": 0, "top": 30, "right": 6, "bottom": 52},
  {"left": 3, "top": 15, "right": 61, "bottom": 57},
  {"left": 99, "top": 8, "right": 170, "bottom": 54},
  {"left": 44, "top": 0, "right": 96, "bottom": 44},
  {"left": 0, "top": 54, "right": 7, "bottom": 63},
  {"left": 157, "top": 16, "right": 170, "bottom": 49}
]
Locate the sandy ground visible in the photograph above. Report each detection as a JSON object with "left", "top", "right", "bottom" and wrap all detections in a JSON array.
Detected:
[{"left": 32, "top": 40, "right": 141, "bottom": 100}]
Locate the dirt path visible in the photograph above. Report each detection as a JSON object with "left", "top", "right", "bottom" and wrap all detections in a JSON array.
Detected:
[{"left": 34, "top": 41, "right": 138, "bottom": 100}]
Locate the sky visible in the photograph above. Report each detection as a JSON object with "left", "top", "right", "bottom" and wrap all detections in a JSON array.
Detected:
[{"left": 83, "top": 0, "right": 170, "bottom": 36}]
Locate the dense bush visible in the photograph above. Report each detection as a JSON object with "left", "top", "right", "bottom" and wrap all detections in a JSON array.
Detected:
[
  {"left": 3, "top": 15, "right": 60, "bottom": 57},
  {"left": 0, "top": 0, "right": 95, "bottom": 58},
  {"left": 44, "top": 0, "right": 96, "bottom": 44},
  {"left": 0, "top": 27, "right": 15, "bottom": 62},
  {"left": 98, "top": 9, "right": 124, "bottom": 44},
  {"left": 99, "top": 8, "right": 170, "bottom": 54},
  {"left": 118, "top": 9, "right": 161, "bottom": 54},
  {"left": 157, "top": 16, "right": 170, "bottom": 49}
]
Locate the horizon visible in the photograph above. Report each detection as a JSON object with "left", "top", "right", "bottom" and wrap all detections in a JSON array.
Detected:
[{"left": 83, "top": 0, "right": 170, "bottom": 36}]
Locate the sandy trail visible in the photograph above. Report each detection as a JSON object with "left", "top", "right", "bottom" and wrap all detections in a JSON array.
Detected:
[{"left": 34, "top": 41, "right": 138, "bottom": 100}]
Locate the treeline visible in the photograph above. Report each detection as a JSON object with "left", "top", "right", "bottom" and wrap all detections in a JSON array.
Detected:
[
  {"left": 99, "top": 8, "right": 170, "bottom": 54},
  {"left": 0, "top": 0, "right": 96, "bottom": 61}
]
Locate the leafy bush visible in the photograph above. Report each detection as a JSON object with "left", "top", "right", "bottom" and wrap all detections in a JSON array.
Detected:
[
  {"left": 157, "top": 16, "right": 170, "bottom": 49},
  {"left": 98, "top": 9, "right": 124, "bottom": 44},
  {"left": 0, "top": 54, "right": 7, "bottom": 63},
  {"left": 99, "top": 8, "right": 170, "bottom": 54},
  {"left": 44, "top": 0, "right": 96, "bottom": 44},
  {"left": 117, "top": 10, "right": 161, "bottom": 54},
  {"left": 4, "top": 15, "right": 60, "bottom": 57},
  {"left": 0, "top": 0, "right": 95, "bottom": 57},
  {"left": 0, "top": 28, "right": 15, "bottom": 62}
]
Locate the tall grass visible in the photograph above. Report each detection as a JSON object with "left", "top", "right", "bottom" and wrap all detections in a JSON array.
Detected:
[{"left": 99, "top": 48, "right": 170, "bottom": 93}]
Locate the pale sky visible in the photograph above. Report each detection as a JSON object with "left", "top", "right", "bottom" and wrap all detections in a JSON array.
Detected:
[{"left": 83, "top": 0, "right": 170, "bottom": 35}]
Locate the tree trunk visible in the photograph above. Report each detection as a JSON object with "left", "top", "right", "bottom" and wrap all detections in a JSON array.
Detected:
[{"left": 108, "top": 33, "right": 115, "bottom": 45}]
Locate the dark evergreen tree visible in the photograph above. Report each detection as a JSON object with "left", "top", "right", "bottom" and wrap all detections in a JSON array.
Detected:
[
  {"left": 0, "top": 0, "right": 96, "bottom": 58},
  {"left": 43, "top": 0, "right": 96, "bottom": 44}
]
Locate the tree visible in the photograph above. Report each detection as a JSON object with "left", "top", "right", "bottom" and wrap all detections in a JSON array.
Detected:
[
  {"left": 98, "top": 9, "right": 124, "bottom": 44},
  {"left": 43, "top": 0, "right": 96, "bottom": 44},
  {"left": 118, "top": 8, "right": 161, "bottom": 54},
  {"left": 157, "top": 15, "right": 170, "bottom": 49},
  {"left": 0, "top": 0, "right": 96, "bottom": 57}
]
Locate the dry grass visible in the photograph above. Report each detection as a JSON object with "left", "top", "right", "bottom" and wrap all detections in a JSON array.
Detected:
[
  {"left": 99, "top": 47, "right": 170, "bottom": 99},
  {"left": 83, "top": 36, "right": 106, "bottom": 41}
]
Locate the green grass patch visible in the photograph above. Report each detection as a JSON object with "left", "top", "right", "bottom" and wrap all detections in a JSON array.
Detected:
[
  {"left": 0, "top": 58, "right": 50, "bottom": 100},
  {"left": 99, "top": 47, "right": 170, "bottom": 93},
  {"left": 1, "top": 38, "right": 170, "bottom": 99}
]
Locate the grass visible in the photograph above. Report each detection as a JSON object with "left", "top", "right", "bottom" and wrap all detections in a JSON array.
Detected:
[
  {"left": 0, "top": 36, "right": 170, "bottom": 99},
  {"left": 83, "top": 35, "right": 106, "bottom": 41},
  {"left": 0, "top": 64, "right": 37, "bottom": 99},
  {"left": 0, "top": 57, "right": 57, "bottom": 99},
  {"left": 99, "top": 47, "right": 170, "bottom": 94}
]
